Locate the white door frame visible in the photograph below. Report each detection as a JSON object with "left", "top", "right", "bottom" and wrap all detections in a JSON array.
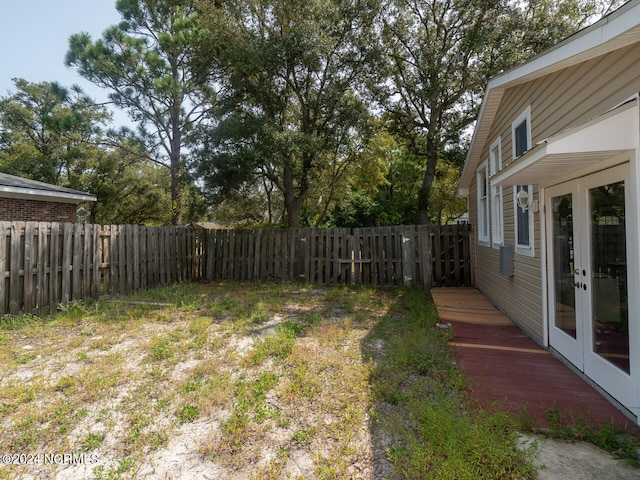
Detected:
[
  {"left": 545, "top": 162, "right": 639, "bottom": 418},
  {"left": 545, "top": 181, "right": 582, "bottom": 369}
]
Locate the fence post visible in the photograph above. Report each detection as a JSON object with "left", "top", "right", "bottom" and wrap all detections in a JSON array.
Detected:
[
  {"left": 418, "top": 226, "right": 432, "bottom": 289},
  {"left": 23, "top": 222, "right": 35, "bottom": 314},
  {"left": 37, "top": 222, "right": 49, "bottom": 311},
  {"left": 401, "top": 233, "right": 414, "bottom": 288},
  {"left": 0, "top": 223, "right": 7, "bottom": 316}
]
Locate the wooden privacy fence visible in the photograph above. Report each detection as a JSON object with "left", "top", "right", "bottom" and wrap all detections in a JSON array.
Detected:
[
  {"left": 200, "top": 225, "right": 473, "bottom": 289},
  {"left": 0, "top": 222, "right": 203, "bottom": 316},
  {"left": 0, "top": 222, "right": 472, "bottom": 316}
]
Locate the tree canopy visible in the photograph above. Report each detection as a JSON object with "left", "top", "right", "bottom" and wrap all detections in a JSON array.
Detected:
[
  {"left": 370, "top": 0, "right": 617, "bottom": 224},
  {"left": 66, "top": 0, "right": 214, "bottom": 225},
  {"left": 192, "top": 0, "right": 381, "bottom": 227},
  {"left": 0, "top": 78, "right": 175, "bottom": 224},
  {"left": 1, "top": 0, "right": 624, "bottom": 228}
]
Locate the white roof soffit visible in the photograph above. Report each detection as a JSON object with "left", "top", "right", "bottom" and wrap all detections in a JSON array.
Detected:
[
  {"left": 458, "top": 0, "right": 640, "bottom": 194},
  {"left": 491, "top": 99, "right": 639, "bottom": 187}
]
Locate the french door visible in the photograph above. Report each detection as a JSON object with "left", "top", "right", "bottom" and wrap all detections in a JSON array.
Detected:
[{"left": 546, "top": 164, "right": 634, "bottom": 408}]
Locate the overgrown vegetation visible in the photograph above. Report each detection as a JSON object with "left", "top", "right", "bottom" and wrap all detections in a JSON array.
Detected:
[
  {"left": 365, "top": 289, "right": 536, "bottom": 479},
  {"left": 533, "top": 406, "right": 640, "bottom": 467},
  {"left": 0, "top": 282, "right": 635, "bottom": 479}
]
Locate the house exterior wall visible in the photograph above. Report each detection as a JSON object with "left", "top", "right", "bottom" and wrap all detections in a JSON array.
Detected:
[
  {"left": 470, "top": 42, "right": 640, "bottom": 344},
  {"left": 0, "top": 197, "right": 78, "bottom": 222}
]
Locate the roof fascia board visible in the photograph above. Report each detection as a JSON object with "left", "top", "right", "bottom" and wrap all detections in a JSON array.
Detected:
[
  {"left": 0, "top": 186, "right": 97, "bottom": 203},
  {"left": 459, "top": 0, "right": 640, "bottom": 193},
  {"left": 488, "top": 1, "right": 640, "bottom": 91}
]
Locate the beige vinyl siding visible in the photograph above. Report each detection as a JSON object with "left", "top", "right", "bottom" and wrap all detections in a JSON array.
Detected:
[
  {"left": 471, "top": 172, "right": 544, "bottom": 342},
  {"left": 497, "top": 43, "right": 640, "bottom": 170},
  {"left": 470, "top": 42, "right": 640, "bottom": 343}
]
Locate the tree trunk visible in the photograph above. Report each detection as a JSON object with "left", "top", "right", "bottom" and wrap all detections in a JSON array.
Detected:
[
  {"left": 170, "top": 103, "right": 183, "bottom": 226},
  {"left": 282, "top": 163, "right": 311, "bottom": 228},
  {"left": 170, "top": 166, "right": 182, "bottom": 226},
  {"left": 416, "top": 135, "right": 439, "bottom": 225}
]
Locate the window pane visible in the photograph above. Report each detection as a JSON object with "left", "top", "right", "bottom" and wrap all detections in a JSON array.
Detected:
[
  {"left": 515, "top": 120, "right": 528, "bottom": 157},
  {"left": 590, "top": 181, "right": 629, "bottom": 373},
  {"left": 491, "top": 146, "right": 500, "bottom": 174},
  {"left": 480, "top": 198, "right": 488, "bottom": 238},
  {"left": 517, "top": 185, "right": 529, "bottom": 246}
]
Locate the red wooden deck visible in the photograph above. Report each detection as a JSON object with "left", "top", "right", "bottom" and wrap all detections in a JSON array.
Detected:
[{"left": 431, "top": 287, "right": 639, "bottom": 434}]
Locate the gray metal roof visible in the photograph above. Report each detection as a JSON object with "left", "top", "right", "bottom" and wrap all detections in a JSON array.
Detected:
[{"left": 0, "top": 172, "right": 96, "bottom": 203}]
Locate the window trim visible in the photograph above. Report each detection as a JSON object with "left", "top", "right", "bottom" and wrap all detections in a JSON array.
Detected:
[
  {"left": 477, "top": 160, "right": 489, "bottom": 246},
  {"left": 489, "top": 137, "right": 503, "bottom": 248},
  {"left": 513, "top": 184, "right": 535, "bottom": 256},
  {"left": 511, "top": 106, "right": 531, "bottom": 159},
  {"left": 512, "top": 107, "right": 534, "bottom": 256}
]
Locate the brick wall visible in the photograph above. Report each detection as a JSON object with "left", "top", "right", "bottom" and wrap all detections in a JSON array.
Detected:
[{"left": 0, "top": 197, "right": 77, "bottom": 222}]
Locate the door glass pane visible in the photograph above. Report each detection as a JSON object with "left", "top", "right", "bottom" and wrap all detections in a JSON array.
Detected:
[
  {"left": 552, "top": 193, "right": 576, "bottom": 338},
  {"left": 590, "top": 181, "right": 629, "bottom": 374}
]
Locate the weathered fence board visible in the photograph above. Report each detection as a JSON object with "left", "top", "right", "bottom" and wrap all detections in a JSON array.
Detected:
[
  {"left": 199, "top": 225, "right": 473, "bottom": 290},
  {"left": 0, "top": 222, "right": 204, "bottom": 316},
  {"left": 0, "top": 221, "right": 472, "bottom": 316}
]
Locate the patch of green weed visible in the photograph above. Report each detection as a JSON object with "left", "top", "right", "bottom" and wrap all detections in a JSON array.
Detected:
[
  {"left": 82, "top": 433, "right": 104, "bottom": 450},
  {"left": 245, "top": 322, "right": 303, "bottom": 366},
  {"left": 148, "top": 334, "right": 173, "bottom": 361},
  {"left": 292, "top": 427, "right": 315, "bottom": 447},
  {"left": 178, "top": 404, "right": 200, "bottom": 423}
]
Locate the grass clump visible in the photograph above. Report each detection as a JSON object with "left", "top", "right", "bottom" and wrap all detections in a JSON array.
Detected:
[
  {"left": 217, "top": 372, "right": 280, "bottom": 455},
  {"left": 540, "top": 407, "right": 640, "bottom": 466},
  {"left": 368, "top": 288, "right": 536, "bottom": 480},
  {"left": 178, "top": 404, "right": 200, "bottom": 423},
  {"left": 148, "top": 333, "right": 174, "bottom": 361},
  {"left": 244, "top": 321, "right": 304, "bottom": 367}
]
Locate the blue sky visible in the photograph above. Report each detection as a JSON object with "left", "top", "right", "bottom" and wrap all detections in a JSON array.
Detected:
[{"left": 0, "top": 0, "right": 129, "bottom": 126}]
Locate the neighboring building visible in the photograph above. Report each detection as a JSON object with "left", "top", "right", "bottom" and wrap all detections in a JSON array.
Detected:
[
  {"left": 459, "top": 0, "right": 640, "bottom": 423},
  {"left": 0, "top": 173, "right": 96, "bottom": 222}
]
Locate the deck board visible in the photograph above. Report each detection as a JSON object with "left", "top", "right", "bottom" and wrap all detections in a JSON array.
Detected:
[{"left": 431, "top": 287, "right": 638, "bottom": 433}]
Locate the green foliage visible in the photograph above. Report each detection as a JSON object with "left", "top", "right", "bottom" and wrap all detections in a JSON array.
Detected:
[
  {"left": 194, "top": 0, "right": 381, "bottom": 227},
  {"left": 82, "top": 433, "right": 104, "bottom": 450},
  {"left": 148, "top": 334, "right": 173, "bottom": 361},
  {"left": 66, "top": 0, "right": 214, "bottom": 225},
  {"left": 0, "top": 79, "right": 109, "bottom": 186},
  {"left": 245, "top": 321, "right": 303, "bottom": 366},
  {"left": 373, "top": 0, "right": 610, "bottom": 223},
  {"left": 292, "top": 427, "right": 315, "bottom": 447},
  {"left": 0, "top": 78, "right": 178, "bottom": 225},
  {"left": 389, "top": 398, "right": 535, "bottom": 479},
  {"left": 331, "top": 135, "right": 467, "bottom": 226},
  {"left": 178, "top": 404, "right": 200, "bottom": 423},
  {"left": 542, "top": 407, "right": 640, "bottom": 466}
]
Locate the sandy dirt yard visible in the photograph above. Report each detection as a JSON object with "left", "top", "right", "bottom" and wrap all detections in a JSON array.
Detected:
[{"left": 0, "top": 283, "right": 405, "bottom": 480}]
